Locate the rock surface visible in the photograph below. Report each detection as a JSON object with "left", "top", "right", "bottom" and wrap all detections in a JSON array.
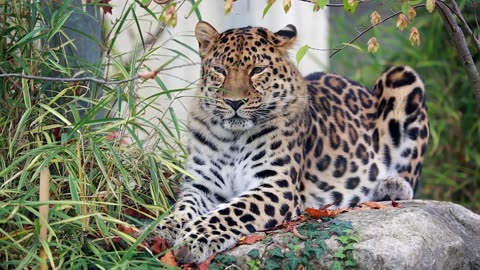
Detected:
[{"left": 221, "top": 200, "right": 480, "bottom": 270}]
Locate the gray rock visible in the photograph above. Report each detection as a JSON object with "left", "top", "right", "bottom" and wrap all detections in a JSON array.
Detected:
[{"left": 221, "top": 200, "right": 480, "bottom": 270}]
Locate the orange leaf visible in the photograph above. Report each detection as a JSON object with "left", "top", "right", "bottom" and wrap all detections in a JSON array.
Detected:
[
  {"left": 151, "top": 237, "right": 169, "bottom": 254},
  {"left": 197, "top": 253, "right": 217, "bottom": 270},
  {"left": 117, "top": 224, "right": 138, "bottom": 235},
  {"left": 239, "top": 234, "right": 264, "bottom": 245},
  {"left": 160, "top": 250, "right": 178, "bottom": 267},
  {"left": 360, "top": 201, "right": 387, "bottom": 209},
  {"left": 305, "top": 207, "right": 344, "bottom": 218}
]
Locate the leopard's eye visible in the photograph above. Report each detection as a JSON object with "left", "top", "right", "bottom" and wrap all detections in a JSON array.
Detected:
[
  {"left": 213, "top": 66, "right": 226, "bottom": 75},
  {"left": 251, "top": 66, "right": 266, "bottom": 76}
]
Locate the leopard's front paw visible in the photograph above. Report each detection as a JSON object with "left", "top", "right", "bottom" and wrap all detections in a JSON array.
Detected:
[
  {"left": 139, "top": 215, "right": 185, "bottom": 247},
  {"left": 173, "top": 224, "right": 237, "bottom": 264}
]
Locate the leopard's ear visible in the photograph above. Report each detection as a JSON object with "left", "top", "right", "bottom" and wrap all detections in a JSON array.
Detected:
[
  {"left": 195, "top": 21, "right": 219, "bottom": 57},
  {"left": 271, "top": 24, "right": 297, "bottom": 49}
]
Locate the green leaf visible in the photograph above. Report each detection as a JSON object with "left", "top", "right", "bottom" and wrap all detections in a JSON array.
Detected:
[
  {"left": 139, "top": 0, "right": 151, "bottom": 7},
  {"left": 341, "top": 42, "right": 363, "bottom": 52},
  {"left": 263, "top": 2, "right": 274, "bottom": 19},
  {"left": 337, "top": 235, "right": 351, "bottom": 244},
  {"left": 304, "top": 239, "right": 325, "bottom": 258},
  {"left": 348, "top": 235, "right": 359, "bottom": 243},
  {"left": 401, "top": 2, "right": 409, "bottom": 16},
  {"left": 47, "top": 10, "right": 74, "bottom": 41},
  {"left": 342, "top": 0, "right": 358, "bottom": 13},
  {"left": 214, "top": 254, "right": 237, "bottom": 264},
  {"left": 332, "top": 219, "right": 353, "bottom": 230},
  {"left": 263, "top": 235, "right": 273, "bottom": 243},
  {"left": 247, "top": 259, "right": 258, "bottom": 269},
  {"left": 330, "top": 261, "right": 344, "bottom": 270},
  {"left": 344, "top": 243, "right": 355, "bottom": 251},
  {"left": 333, "top": 250, "right": 346, "bottom": 259},
  {"left": 248, "top": 248, "right": 260, "bottom": 259},
  {"left": 345, "top": 255, "right": 357, "bottom": 267},
  {"left": 296, "top": 45, "right": 309, "bottom": 65},
  {"left": 265, "top": 258, "right": 281, "bottom": 270},
  {"left": 314, "top": 0, "right": 328, "bottom": 11},
  {"left": 187, "top": 0, "right": 203, "bottom": 19},
  {"left": 269, "top": 247, "right": 285, "bottom": 258},
  {"left": 285, "top": 254, "right": 302, "bottom": 270}
]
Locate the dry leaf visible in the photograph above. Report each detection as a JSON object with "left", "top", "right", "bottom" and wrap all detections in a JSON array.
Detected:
[
  {"left": 305, "top": 207, "right": 345, "bottom": 218},
  {"left": 367, "top": 37, "right": 379, "bottom": 53},
  {"left": 196, "top": 253, "right": 217, "bottom": 270},
  {"left": 392, "top": 201, "right": 400, "bottom": 207},
  {"left": 117, "top": 224, "right": 138, "bottom": 235},
  {"left": 408, "top": 6, "right": 416, "bottom": 20},
  {"left": 370, "top": 11, "right": 381, "bottom": 26},
  {"left": 409, "top": 26, "right": 421, "bottom": 46},
  {"left": 360, "top": 201, "right": 387, "bottom": 209},
  {"left": 150, "top": 236, "right": 170, "bottom": 254},
  {"left": 282, "top": 215, "right": 308, "bottom": 232},
  {"left": 239, "top": 234, "right": 264, "bottom": 245},
  {"left": 292, "top": 226, "right": 307, "bottom": 240},
  {"left": 160, "top": 250, "right": 178, "bottom": 267},
  {"left": 396, "top": 14, "right": 408, "bottom": 31}
]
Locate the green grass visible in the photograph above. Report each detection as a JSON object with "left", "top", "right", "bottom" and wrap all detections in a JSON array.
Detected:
[{"left": 0, "top": 1, "right": 193, "bottom": 268}]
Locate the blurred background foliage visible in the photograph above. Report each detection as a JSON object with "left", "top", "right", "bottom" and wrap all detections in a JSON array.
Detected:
[{"left": 330, "top": 1, "right": 480, "bottom": 212}]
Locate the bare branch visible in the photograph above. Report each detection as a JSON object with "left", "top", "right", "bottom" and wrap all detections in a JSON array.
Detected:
[
  {"left": 437, "top": 1, "right": 480, "bottom": 103},
  {"left": 0, "top": 73, "right": 140, "bottom": 85},
  {"left": 0, "top": 63, "right": 199, "bottom": 85},
  {"left": 448, "top": 0, "right": 480, "bottom": 53}
]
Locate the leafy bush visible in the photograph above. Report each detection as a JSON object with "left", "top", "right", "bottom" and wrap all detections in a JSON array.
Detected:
[{"left": 0, "top": 1, "right": 190, "bottom": 268}]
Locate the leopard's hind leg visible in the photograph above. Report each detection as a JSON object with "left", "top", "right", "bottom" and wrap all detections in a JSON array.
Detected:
[{"left": 371, "top": 66, "right": 429, "bottom": 201}]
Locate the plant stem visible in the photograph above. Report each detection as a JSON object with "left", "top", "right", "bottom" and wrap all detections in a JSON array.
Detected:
[
  {"left": 39, "top": 167, "right": 50, "bottom": 270},
  {"left": 77, "top": 141, "right": 88, "bottom": 232}
]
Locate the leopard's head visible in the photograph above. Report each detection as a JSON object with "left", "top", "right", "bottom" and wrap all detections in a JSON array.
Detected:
[{"left": 193, "top": 21, "right": 306, "bottom": 132}]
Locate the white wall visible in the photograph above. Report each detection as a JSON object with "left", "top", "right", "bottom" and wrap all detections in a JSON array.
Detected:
[{"left": 108, "top": 0, "right": 329, "bottom": 141}]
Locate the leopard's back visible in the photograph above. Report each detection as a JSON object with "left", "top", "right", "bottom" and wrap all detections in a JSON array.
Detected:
[{"left": 300, "top": 67, "right": 428, "bottom": 208}]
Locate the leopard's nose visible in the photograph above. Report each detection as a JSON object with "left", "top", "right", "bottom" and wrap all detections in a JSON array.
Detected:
[{"left": 225, "top": 99, "right": 248, "bottom": 111}]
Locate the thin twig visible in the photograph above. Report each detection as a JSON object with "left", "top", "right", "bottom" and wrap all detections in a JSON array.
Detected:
[
  {"left": 0, "top": 73, "right": 140, "bottom": 84},
  {"left": 329, "top": 4, "right": 426, "bottom": 58},
  {"left": 0, "top": 63, "right": 199, "bottom": 84},
  {"left": 437, "top": 1, "right": 480, "bottom": 103},
  {"left": 448, "top": 0, "right": 480, "bottom": 53}
]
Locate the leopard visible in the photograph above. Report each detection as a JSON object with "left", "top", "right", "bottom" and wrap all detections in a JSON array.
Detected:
[{"left": 144, "top": 21, "right": 429, "bottom": 264}]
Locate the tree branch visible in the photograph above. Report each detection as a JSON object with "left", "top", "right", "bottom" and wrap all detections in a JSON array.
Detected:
[
  {"left": 437, "top": 1, "right": 480, "bottom": 103},
  {"left": 0, "top": 73, "right": 140, "bottom": 85},
  {"left": 328, "top": 4, "right": 425, "bottom": 58},
  {"left": 448, "top": 0, "right": 480, "bottom": 53},
  {"left": 0, "top": 63, "right": 199, "bottom": 85}
]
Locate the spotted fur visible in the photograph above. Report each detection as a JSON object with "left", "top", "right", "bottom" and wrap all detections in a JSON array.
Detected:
[{"left": 146, "top": 22, "right": 429, "bottom": 264}]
